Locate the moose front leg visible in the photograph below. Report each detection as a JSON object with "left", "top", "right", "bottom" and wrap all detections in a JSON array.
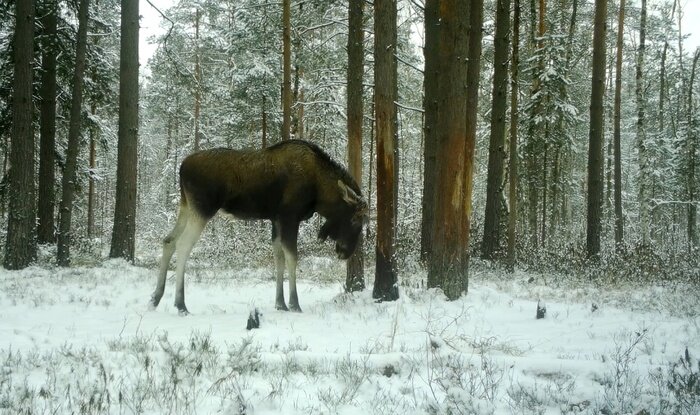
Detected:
[
  {"left": 272, "top": 220, "right": 302, "bottom": 312},
  {"left": 272, "top": 222, "right": 288, "bottom": 311}
]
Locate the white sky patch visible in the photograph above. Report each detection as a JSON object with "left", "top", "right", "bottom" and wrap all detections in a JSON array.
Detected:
[
  {"left": 139, "top": 0, "right": 171, "bottom": 67},
  {"left": 682, "top": 0, "right": 700, "bottom": 51}
]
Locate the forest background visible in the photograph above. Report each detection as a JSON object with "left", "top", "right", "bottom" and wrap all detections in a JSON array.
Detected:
[
  {"left": 3, "top": 0, "right": 700, "bottom": 413},
  {"left": 1, "top": 0, "right": 700, "bottom": 295}
]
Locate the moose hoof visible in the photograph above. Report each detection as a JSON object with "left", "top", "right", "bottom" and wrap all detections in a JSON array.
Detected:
[
  {"left": 275, "top": 302, "right": 289, "bottom": 311},
  {"left": 149, "top": 294, "right": 162, "bottom": 310},
  {"left": 289, "top": 304, "right": 303, "bottom": 313},
  {"left": 176, "top": 304, "right": 190, "bottom": 316}
]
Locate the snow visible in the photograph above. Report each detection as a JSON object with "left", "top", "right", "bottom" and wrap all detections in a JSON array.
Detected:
[{"left": 1, "top": 256, "right": 698, "bottom": 414}]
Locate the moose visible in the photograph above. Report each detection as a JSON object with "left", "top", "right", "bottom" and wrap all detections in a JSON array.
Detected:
[{"left": 149, "top": 139, "right": 368, "bottom": 315}]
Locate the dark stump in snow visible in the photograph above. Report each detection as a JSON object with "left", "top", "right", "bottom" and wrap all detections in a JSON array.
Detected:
[
  {"left": 536, "top": 300, "right": 547, "bottom": 319},
  {"left": 246, "top": 308, "right": 261, "bottom": 330}
]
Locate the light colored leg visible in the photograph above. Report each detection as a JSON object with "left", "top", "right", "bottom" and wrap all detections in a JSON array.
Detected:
[
  {"left": 279, "top": 221, "right": 301, "bottom": 312},
  {"left": 173, "top": 214, "right": 207, "bottom": 315},
  {"left": 151, "top": 205, "right": 189, "bottom": 309},
  {"left": 273, "top": 232, "right": 288, "bottom": 311},
  {"left": 284, "top": 246, "right": 301, "bottom": 312}
]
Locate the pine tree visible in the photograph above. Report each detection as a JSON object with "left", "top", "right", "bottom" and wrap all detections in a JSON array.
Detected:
[
  {"left": 636, "top": 0, "right": 649, "bottom": 246},
  {"left": 613, "top": 0, "right": 625, "bottom": 249},
  {"left": 4, "top": 0, "right": 37, "bottom": 269},
  {"left": 507, "top": 0, "right": 521, "bottom": 267},
  {"left": 38, "top": 0, "right": 58, "bottom": 244},
  {"left": 586, "top": 0, "right": 607, "bottom": 258},
  {"left": 345, "top": 0, "right": 365, "bottom": 292},
  {"left": 57, "top": 0, "right": 90, "bottom": 266},
  {"left": 110, "top": 0, "right": 139, "bottom": 261},
  {"left": 420, "top": 0, "right": 439, "bottom": 264},
  {"left": 482, "top": 0, "right": 511, "bottom": 260},
  {"left": 373, "top": 0, "right": 399, "bottom": 302},
  {"left": 427, "top": 0, "right": 472, "bottom": 299}
]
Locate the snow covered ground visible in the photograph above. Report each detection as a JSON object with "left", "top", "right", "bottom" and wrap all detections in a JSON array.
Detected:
[{"left": 1, "top": 253, "right": 699, "bottom": 414}]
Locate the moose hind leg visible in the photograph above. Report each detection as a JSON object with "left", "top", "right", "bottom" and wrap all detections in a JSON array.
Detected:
[
  {"left": 281, "top": 221, "right": 301, "bottom": 312},
  {"left": 273, "top": 222, "right": 288, "bottom": 311},
  {"left": 173, "top": 213, "right": 207, "bottom": 315},
  {"left": 151, "top": 206, "right": 189, "bottom": 309}
]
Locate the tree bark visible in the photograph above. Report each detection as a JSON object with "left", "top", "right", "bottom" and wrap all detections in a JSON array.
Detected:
[
  {"left": 481, "top": 0, "right": 511, "bottom": 260},
  {"left": 262, "top": 95, "right": 268, "bottom": 148},
  {"left": 507, "top": 0, "right": 521, "bottom": 268},
  {"left": 87, "top": 101, "right": 97, "bottom": 238},
  {"left": 526, "top": 0, "right": 546, "bottom": 248},
  {"left": 613, "top": 0, "right": 625, "bottom": 249},
  {"left": 461, "top": 0, "right": 483, "bottom": 265},
  {"left": 194, "top": 8, "right": 202, "bottom": 151},
  {"left": 427, "top": 0, "right": 471, "bottom": 300},
  {"left": 373, "top": 0, "right": 399, "bottom": 302},
  {"left": 420, "top": 0, "right": 439, "bottom": 264},
  {"left": 38, "top": 0, "right": 58, "bottom": 244},
  {"left": 282, "top": 0, "right": 292, "bottom": 141},
  {"left": 57, "top": 0, "right": 90, "bottom": 266},
  {"left": 636, "top": 0, "right": 649, "bottom": 246},
  {"left": 87, "top": 17, "right": 101, "bottom": 239},
  {"left": 586, "top": 0, "right": 608, "bottom": 259},
  {"left": 4, "top": 0, "right": 37, "bottom": 269},
  {"left": 110, "top": 0, "right": 139, "bottom": 261},
  {"left": 346, "top": 0, "right": 365, "bottom": 292},
  {"left": 687, "top": 49, "right": 699, "bottom": 250}
]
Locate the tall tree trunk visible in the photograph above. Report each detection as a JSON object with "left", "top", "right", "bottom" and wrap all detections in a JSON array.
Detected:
[
  {"left": 87, "top": 12, "right": 101, "bottom": 239},
  {"left": 262, "top": 95, "right": 268, "bottom": 148},
  {"left": 613, "top": 0, "right": 625, "bottom": 249},
  {"left": 281, "top": 0, "right": 292, "bottom": 141},
  {"left": 428, "top": 0, "right": 471, "bottom": 300},
  {"left": 297, "top": 71, "right": 305, "bottom": 140},
  {"left": 420, "top": 0, "right": 439, "bottom": 263},
  {"left": 541, "top": 139, "right": 548, "bottom": 246},
  {"left": 687, "top": 49, "right": 699, "bottom": 250},
  {"left": 586, "top": 0, "right": 608, "bottom": 259},
  {"left": 38, "top": 0, "right": 58, "bottom": 244},
  {"left": 193, "top": 8, "right": 201, "bottom": 151},
  {"left": 4, "top": 0, "right": 37, "bottom": 269},
  {"left": 636, "top": 0, "right": 649, "bottom": 246},
  {"left": 556, "top": 0, "right": 577, "bottom": 237},
  {"left": 373, "top": 0, "right": 399, "bottom": 302},
  {"left": 346, "top": 0, "right": 365, "bottom": 292},
  {"left": 481, "top": 0, "right": 511, "bottom": 260},
  {"left": 87, "top": 101, "right": 97, "bottom": 238},
  {"left": 110, "top": 0, "right": 139, "bottom": 261},
  {"left": 57, "top": 0, "right": 90, "bottom": 266},
  {"left": 507, "top": 0, "right": 521, "bottom": 268},
  {"left": 526, "top": 0, "right": 546, "bottom": 248},
  {"left": 292, "top": 65, "right": 305, "bottom": 139},
  {"left": 459, "top": 0, "right": 483, "bottom": 287},
  {"left": 550, "top": 146, "right": 560, "bottom": 238},
  {"left": 465, "top": 1, "right": 483, "bottom": 212}
]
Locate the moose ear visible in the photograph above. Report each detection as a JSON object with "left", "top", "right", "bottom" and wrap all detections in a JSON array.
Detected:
[{"left": 338, "top": 180, "right": 361, "bottom": 205}]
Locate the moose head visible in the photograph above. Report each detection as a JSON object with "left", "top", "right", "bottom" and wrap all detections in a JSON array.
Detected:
[{"left": 318, "top": 180, "right": 369, "bottom": 259}]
